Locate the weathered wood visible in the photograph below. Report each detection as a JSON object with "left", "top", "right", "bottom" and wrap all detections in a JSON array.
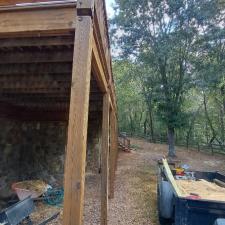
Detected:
[
  {"left": 63, "top": 10, "right": 93, "bottom": 225},
  {"left": 0, "top": 7, "right": 76, "bottom": 36},
  {"left": 101, "top": 92, "right": 110, "bottom": 225},
  {"left": 92, "top": 37, "right": 108, "bottom": 92},
  {"left": 0, "top": 49, "right": 73, "bottom": 64},
  {"left": 0, "top": 63, "right": 72, "bottom": 74},
  {"left": 0, "top": 0, "right": 60, "bottom": 6},
  {"left": 109, "top": 110, "right": 118, "bottom": 199},
  {"left": 0, "top": 36, "right": 74, "bottom": 48},
  {"left": 109, "top": 109, "right": 114, "bottom": 199}
]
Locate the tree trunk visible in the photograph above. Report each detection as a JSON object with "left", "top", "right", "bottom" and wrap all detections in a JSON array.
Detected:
[
  {"left": 144, "top": 119, "right": 147, "bottom": 136},
  {"left": 168, "top": 127, "right": 176, "bottom": 157},
  {"left": 149, "top": 109, "right": 155, "bottom": 142}
]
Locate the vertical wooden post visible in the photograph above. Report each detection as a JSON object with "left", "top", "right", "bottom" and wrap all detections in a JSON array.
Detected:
[
  {"left": 101, "top": 92, "right": 110, "bottom": 225},
  {"left": 63, "top": 1, "right": 94, "bottom": 225},
  {"left": 109, "top": 109, "right": 116, "bottom": 199}
]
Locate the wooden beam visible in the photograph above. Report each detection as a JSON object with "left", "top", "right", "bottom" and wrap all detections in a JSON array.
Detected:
[
  {"left": 162, "top": 158, "right": 183, "bottom": 197},
  {"left": 0, "top": 36, "right": 74, "bottom": 48},
  {"left": 101, "top": 92, "right": 110, "bottom": 225},
  {"left": 63, "top": 6, "right": 94, "bottom": 225},
  {"left": 0, "top": 0, "right": 70, "bottom": 6},
  {"left": 92, "top": 37, "right": 107, "bottom": 93},
  {"left": 0, "top": 6, "right": 76, "bottom": 36},
  {"left": 0, "top": 49, "right": 73, "bottom": 64},
  {"left": 109, "top": 109, "right": 117, "bottom": 199},
  {"left": 0, "top": 63, "right": 72, "bottom": 74}
]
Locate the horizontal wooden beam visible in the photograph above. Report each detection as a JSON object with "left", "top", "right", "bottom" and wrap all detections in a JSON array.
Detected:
[
  {"left": 0, "top": 6, "right": 76, "bottom": 36},
  {"left": 0, "top": 92, "right": 102, "bottom": 101},
  {"left": 0, "top": 49, "right": 73, "bottom": 64},
  {"left": 0, "top": 63, "right": 72, "bottom": 74},
  {"left": 0, "top": 0, "right": 75, "bottom": 6},
  {"left": 92, "top": 37, "right": 107, "bottom": 93},
  {"left": 0, "top": 36, "right": 74, "bottom": 48}
]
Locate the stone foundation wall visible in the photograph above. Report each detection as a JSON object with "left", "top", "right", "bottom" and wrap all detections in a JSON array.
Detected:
[
  {"left": 0, "top": 117, "right": 102, "bottom": 209},
  {"left": 0, "top": 119, "right": 67, "bottom": 205}
]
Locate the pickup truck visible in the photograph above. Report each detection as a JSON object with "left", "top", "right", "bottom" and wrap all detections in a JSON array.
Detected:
[{"left": 157, "top": 159, "right": 225, "bottom": 225}]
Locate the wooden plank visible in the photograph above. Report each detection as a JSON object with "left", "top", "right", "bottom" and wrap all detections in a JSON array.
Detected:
[
  {"left": 162, "top": 158, "right": 183, "bottom": 197},
  {"left": 0, "top": 50, "right": 73, "bottom": 64},
  {"left": 62, "top": 12, "right": 93, "bottom": 225},
  {"left": 0, "top": 36, "right": 74, "bottom": 48},
  {"left": 109, "top": 109, "right": 116, "bottom": 199},
  {"left": 0, "top": 63, "right": 72, "bottom": 74},
  {"left": 92, "top": 37, "right": 108, "bottom": 92},
  {"left": 0, "top": 7, "right": 76, "bottom": 35},
  {"left": 0, "top": 1, "right": 76, "bottom": 11},
  {"left": 0, "top": 0, "right": 61, "bottom": 6},
  {"left": 101, "top": 92, "right": 110, "bottom": 225}
]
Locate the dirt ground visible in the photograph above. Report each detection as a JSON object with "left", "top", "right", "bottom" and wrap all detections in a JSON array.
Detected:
[{"left": 33, "top": 138, "right": 225, "bottom": 225}]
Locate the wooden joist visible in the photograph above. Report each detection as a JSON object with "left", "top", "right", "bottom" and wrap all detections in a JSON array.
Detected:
[
  {"left": 101, "top": 92, "right": 110, "bottom": 225},
  {"left": 0, "top": 36, "right": 74, "bottom": 48},
  {"left": 0, "top": 63, "right": 72, "bottom": 74},
  {"left": 0, "top": 49, "right": 73, "bottom": 64},
  {"left": 0, "top": 6, "right": 76, "bottom": 36}
]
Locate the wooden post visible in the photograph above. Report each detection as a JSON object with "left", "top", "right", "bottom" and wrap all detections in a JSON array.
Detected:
[
  {"left": 101, "top": 92, "right": 110, "bottom": 225},
  {"left": 109, "top": 110, "right": 117, "bottom": 199},
  {"left": 63, "top": 1, "right": 94, "bottom": 225}
]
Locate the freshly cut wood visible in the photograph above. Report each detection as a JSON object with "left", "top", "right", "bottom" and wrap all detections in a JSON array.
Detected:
[{"left": 176, "top": 179, "right": 225, "bottom": 202}]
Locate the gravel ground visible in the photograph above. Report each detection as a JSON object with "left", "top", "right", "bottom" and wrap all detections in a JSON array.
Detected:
[
  {"left": 108, "top": 138, "right": 225, "bottom": 225},
  {"left": 33, "top": 138, "right": 225, "bottom": 225}
]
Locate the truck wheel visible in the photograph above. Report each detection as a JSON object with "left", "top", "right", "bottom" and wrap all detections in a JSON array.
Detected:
[{"left": 157, "top": 180, "right": 174, "bottom": 224}]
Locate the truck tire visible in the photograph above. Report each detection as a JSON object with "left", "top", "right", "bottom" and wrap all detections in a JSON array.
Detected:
[{"left": 158, "top": 180, "right": 174, "bottom": 220}]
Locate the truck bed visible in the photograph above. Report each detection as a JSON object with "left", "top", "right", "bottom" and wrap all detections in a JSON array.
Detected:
[{"left": 158, "top": 160, "right": 225, "bottom": 225}]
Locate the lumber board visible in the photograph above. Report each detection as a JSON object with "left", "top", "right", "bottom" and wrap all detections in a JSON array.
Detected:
[
  {"left": 0, "top": 0, "right": 64, "bottom": 6},
  {"left": 109, "top": 109, "right": 117, "bottom": 199},
  {"left": 63, "top": 14, "right": 93, "bottom": 225},
  {"left": 162, "top": 158, "right": 182, "bottom": 197},
  {"left": 101, "top": 92, "right": 110, "bottom": 225},
  {"left": 0, "top": 36, "right": 74, "bottom": 48},
  {"left": 0, "top": 49, "right": 73, "bottom": 64},
  {"left": 0, "top": 7, "right": 76, "bottom": 35},
  {"left": 0, "top": 63, "right": 72, "bottom": 74},
  {"left": 92, "top": 37, "right": 108, "bottom": 93}
]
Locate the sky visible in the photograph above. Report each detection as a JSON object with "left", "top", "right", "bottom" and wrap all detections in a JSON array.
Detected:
[{"left": 106, "top": 0, "right": 115, "bottom": 19}]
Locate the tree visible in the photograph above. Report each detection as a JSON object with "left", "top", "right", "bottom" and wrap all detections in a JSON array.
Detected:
[{"left": 111, "top": 0, "right": 222, "bottom": 157}]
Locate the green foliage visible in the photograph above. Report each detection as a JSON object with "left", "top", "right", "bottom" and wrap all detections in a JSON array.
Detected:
[{"left": 111, "top": 0, "right": 225, "bottom": 154}]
